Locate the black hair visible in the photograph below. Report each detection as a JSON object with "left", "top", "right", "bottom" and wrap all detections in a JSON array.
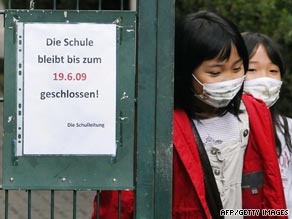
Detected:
[
  {"left": 242, "top": 32, "right": 292, "bottom": 155},
  {"left": 242, "top": 32, "right": 286, "bottom": 75},
  {"left": 175, "top": 11, "right": 249, "bottom": 118}
]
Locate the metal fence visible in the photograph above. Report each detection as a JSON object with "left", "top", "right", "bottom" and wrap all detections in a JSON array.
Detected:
[{"left": 0, "top": 0, "right": 174, "bottom": 218}]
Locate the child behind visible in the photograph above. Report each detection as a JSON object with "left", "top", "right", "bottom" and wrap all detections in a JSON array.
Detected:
[{"left": 243, "top": 32, "right": 292, "bottom": 218}]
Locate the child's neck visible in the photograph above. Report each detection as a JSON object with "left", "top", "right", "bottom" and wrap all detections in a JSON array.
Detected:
[{"left": 194, "top": 100, "right": 218, "bottom": 119}]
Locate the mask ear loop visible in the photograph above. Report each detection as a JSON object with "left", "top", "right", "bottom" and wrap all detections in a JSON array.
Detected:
[{"left": 192, "top": 74, "right": 204, "bottom": 86}]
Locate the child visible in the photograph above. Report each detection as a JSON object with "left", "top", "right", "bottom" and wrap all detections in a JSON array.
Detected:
[
  {"left": 173, "top": 11, "right": 286, "bottom": 219},
  {"left": 243, "top": 32, "right": 292, "bottom": 218},
  {"left": 92, "top": 11, "right": 287, "bottom": 219}
]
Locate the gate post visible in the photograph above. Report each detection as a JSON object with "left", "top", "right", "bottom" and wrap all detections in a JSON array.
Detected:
[{"left": 136, "top": 0, "right": 175, "bottom": 218}]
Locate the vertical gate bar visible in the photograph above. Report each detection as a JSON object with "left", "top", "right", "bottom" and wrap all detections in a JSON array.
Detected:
[
  {"left": 73, "top": 190, "right": 77, "bottom": 219},
  {"left": 154, "top": 0, "right": 174, "bottom": 218},
  {"left": 8, "top": 0, "right": 11, "bottom": 9},
  {"left": 95, "top": 191, "right": 100, "bottom": 219},
  {"left": 98, "top": 0, "right": 102, "bottom": 10},
  {"left": 53, "top": 0, "right": 56, "bottom": 10},
  {"left": 76, "top": 0, "right": 79, "bottom": 10},
  {"left": 136, "top": 0, "right": 158, "bottom": 218},
  {"left": 51, "top": 190, "right": 55, "bottom": 219},
  {"left": 5, "top": 190, "right": 8, "bottom": 219},
  {"left": 118, "top": 191, "right": 121, "bottom": 219},
  {"left": 28, "top": 190, "right": 32, "bottom": 219},
  {"left": 120, "top": 0, "right": 124, "bottom": 10}
]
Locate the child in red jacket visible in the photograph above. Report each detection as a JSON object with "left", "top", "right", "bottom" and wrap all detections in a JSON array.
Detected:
[{"left": 243, "top": 32, "right": 291, "bottom": 219}]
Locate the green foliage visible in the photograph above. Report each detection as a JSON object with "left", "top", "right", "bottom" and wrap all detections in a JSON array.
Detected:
[{"left": 176, "top": 0, "right": 292, "bottom": 117}]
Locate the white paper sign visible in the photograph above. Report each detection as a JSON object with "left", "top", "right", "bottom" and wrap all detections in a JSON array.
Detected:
[{"left": 22, "top": 23, "right": 116, "bottom": 155}]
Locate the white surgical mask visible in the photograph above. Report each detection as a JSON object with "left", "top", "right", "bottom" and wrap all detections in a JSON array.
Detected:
[
  {"left": 244, "top": 77, "right": 282, "bottom": 108},
  {"left": 192, "top": 74, "right": 245, "bottom": 108}
]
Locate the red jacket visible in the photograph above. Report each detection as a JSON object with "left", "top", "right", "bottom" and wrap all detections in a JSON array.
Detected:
[{"left": 92, "top": 94, "right": 287, "bottom": 219}]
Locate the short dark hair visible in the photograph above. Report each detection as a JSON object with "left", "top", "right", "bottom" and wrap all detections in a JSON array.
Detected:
[
  {"left": 174, "top": 11, "right": 248, "bottom": 117},
  {"left": 242, "top": 32, "right": 286, "bottom": 75}
]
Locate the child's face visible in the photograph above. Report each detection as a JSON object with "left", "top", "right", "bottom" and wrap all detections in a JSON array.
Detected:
[
  {"left": 192, "top": 45, "right": 245, "bottom": 95},
  {"left": 245, "top": 44, "right": 281, "bottom": 81}
]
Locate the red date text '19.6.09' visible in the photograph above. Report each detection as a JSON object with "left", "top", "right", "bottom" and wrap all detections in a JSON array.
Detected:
[{"left": 53, "top": 72, "right": 87, "bottom": 81}]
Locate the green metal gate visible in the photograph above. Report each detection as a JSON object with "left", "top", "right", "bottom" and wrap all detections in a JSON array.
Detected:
[{"left": 0, "top": 0, "right": 174, "bottom": 218}]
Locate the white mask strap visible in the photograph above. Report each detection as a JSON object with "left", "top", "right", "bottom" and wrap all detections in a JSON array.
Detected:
[{"left": 192, "top": 74, "right": 203, "bottom": 86}]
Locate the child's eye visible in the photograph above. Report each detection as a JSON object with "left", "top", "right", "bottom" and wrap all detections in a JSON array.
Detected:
[
  {"left": 233, "top": 67, "right": 242, "bottom": 72},
  {"left": 208, "top": 72, "right": 220, "bottom": 76},
  {"left": 270, "top": 69, "right": 279, "bottom": 73},
  {"left": 247, "top": 68, "right": 256, "bottom": 72}
]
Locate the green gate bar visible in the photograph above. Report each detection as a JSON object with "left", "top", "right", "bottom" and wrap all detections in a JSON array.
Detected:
[{"left": 136, "top": 0, "right": 174, "bottom": 218}]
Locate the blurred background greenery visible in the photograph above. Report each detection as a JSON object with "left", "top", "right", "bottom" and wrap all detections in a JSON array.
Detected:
[{"left": 1, "top": 0, "right": 292, "bottom": 116}]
